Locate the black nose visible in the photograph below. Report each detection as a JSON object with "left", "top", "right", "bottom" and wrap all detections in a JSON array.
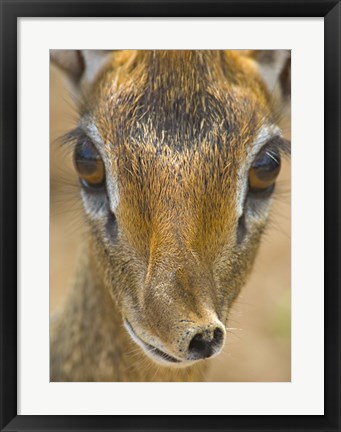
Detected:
[{"left": 188, "top": 327, "right": 224, "bottom": 360}]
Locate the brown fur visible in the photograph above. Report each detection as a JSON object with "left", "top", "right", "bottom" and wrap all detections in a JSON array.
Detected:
[{"left": 51, "top": 50, "right": 289, "bottom": 381}]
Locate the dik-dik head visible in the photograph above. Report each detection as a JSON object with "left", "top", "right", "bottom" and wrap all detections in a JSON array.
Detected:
[{"left": 52, "top": 50, "right": 290, "bottom": 366}]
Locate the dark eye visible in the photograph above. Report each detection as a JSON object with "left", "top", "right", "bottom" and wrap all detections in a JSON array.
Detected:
[
  {"left": 248, "top": 145, "right": 281, "bottom": 195},
  {"left": 74, "top": 140, "right": 105, "bottom": 189}
]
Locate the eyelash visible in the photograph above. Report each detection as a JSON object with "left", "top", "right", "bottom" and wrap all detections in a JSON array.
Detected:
[{"left": 262, "top": 136, "right": 291, "bottom": 159}]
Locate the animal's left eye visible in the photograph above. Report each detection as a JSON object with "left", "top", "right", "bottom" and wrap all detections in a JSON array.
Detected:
[{"left": 248, "top": 145, "right": 281, "bottom": 194}]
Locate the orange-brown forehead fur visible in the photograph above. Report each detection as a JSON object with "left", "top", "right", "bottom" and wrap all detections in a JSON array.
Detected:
[{"left": 83, "top": 51, "right": 273, "bottom": 260}]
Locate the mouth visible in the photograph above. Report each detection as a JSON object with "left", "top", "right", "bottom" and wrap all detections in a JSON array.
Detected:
[{"left": 124, "top": 320, "right": 183, "bottom": 365}]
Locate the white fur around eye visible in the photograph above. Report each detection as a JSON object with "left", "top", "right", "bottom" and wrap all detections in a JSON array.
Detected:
[
  {"left": 80, "top": 189, "right": 108, "bottom": 219},
  {"left": 107, "top": 176, "right": 120, "bottom": 215},
  {"left": 236, "top": 124, "right": 281, "bottom": 217},
  {"left": 82, "top": 121, "right": 120, "bottom": 214}
]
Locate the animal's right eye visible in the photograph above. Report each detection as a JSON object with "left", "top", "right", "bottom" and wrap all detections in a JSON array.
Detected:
[{"left": 74, "top": 140, "right": 105, "bottom": 189}]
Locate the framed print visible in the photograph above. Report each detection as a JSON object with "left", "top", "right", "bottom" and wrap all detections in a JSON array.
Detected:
[{"left": 1, "top": 1, "right": 340, "bottom": 431}]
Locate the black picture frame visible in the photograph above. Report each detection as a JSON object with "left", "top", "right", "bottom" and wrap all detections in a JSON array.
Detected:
[{"left": 1, "top": 1, "right": 340, "bottom": 431}]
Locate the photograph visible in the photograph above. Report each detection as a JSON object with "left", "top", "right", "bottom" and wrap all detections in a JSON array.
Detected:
[{"left": 50, "top": 49, "right": 291, "bottom": 382}]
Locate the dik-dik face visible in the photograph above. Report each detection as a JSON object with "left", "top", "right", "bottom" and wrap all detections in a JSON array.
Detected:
[{"left": 53, "top": 50, "right": 290, "bottom": 366}]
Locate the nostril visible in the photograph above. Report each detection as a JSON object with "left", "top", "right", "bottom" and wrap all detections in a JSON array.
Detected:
[
  {"left": 188, "top": 326, "right": 224, "bottom": 360},
  {"left": 213, "top": 327, "right": 224, "bottom": 346},
  {"left": 188, "top": 333, "right": 211, "bottom": 359}
]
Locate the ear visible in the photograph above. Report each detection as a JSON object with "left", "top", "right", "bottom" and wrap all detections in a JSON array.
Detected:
[
  {"left": 50, "top": 49, "right": 113, "bottom": 87},
  {"left": 250, "top": 50, "right": 291, "bottom": 101}
]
